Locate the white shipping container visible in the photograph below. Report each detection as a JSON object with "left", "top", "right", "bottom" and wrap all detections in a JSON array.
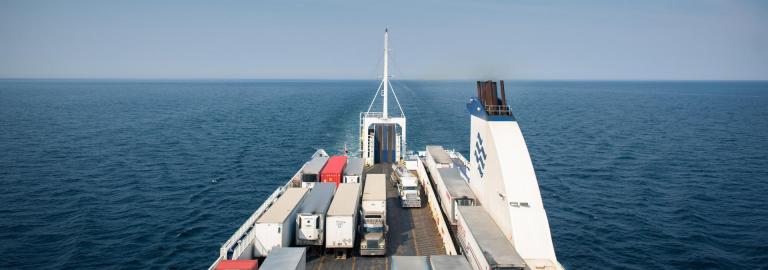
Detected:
[
  {"left": 325, "top": 183, "right": 362, "bottom": 249},
  {"left": 259, "top": 247, "right": 306, "bottom": 270},
  {"left": 254, "top": 188, "right": 309, "bottom": 257}
]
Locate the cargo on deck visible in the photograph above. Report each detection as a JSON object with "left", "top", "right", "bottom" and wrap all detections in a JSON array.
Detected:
[
  {"left": 259, "top": 247, "right": 307, "bottom": 270},
  {"left": 321, "top": 156, "right": 347, "bottom": 187},
  {"left": 434, "top": 167, "right": 476, "bottom": 225},
  {"left": 455, "top": 206, "right": 526, "bottom": 270},
  {"left": 295, "top": 183, "right": 336, "bottom": 246},
  {"left": 390, "top": 256, "right": 430, "bottom": 270},
  {"left": 325, "top": 183, "right": 362, "bottom": 258},
  {"left": 429, "top": 255, "right": 472, "bottom": 270},
  {"left": 302, "top": 156, "right": 329, "bottom": 183},
  {"left": 426, "top": 145, "right": 453, "bottom": 169},
  {"left": 343, "top": 157, "right": 364, "bottom": 183},
  {"left": 215, "top": 260, "right": 258, "bottom": 270},
  {"left": 254, "top": 188, "right": 309, "bottom": 256}
]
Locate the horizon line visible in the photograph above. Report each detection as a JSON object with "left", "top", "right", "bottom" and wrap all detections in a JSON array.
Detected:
[{"left": 1, "top": 77, "right": 767, "bottom": 82}]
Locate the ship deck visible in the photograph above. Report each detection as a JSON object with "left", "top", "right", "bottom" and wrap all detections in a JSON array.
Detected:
[{"left": 305, "top": 163, "right": 446, "bottom": 270}]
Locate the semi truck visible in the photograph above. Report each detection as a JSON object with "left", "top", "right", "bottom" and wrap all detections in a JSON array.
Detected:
[
  {"left": 253, "top": 188, "right": 309, "bottom": 256},
  {"left": 360, "top": 174, "right": 387, "bottom": 256},
  {"left": 325, "top": 183, "right": 361, "bottom": 259},
  {"left": 393, "top": 165, "right": 421, "bottom": 208},
  {"left": 294, "top": 183, "right": 336, "bottom": 246}
]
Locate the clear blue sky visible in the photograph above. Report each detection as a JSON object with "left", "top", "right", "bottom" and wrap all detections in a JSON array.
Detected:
[{"left": 1, "top": 0, "right": 766, "bottom": 80}]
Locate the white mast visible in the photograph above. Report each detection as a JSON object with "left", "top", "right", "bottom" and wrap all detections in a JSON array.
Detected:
[{"left": 382, "top": 29, "right": 389, "bottom": 119}]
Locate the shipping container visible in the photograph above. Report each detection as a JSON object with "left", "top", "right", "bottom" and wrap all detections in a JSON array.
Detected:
[
  {"left": 259, "top": 247, "right": 306, "bottom": 270},
  {"left": 321, "top": 156, "right": 347, "bottom": 187},
  {"left": 325, "top": 183, "right": 361, "bottom": 258},
  {"left": 295, "top": 183, "right": 336, "bottom": 246},
  {"left": 455, "top": 206, "right": 526, "bottom": 270},
  {"left": 434, "top": 167, "right": 476, "bottom": 225},
  {"left": 215, "top": 260, "right": 258, "bottom": 270},
  {"left": 429, "top": 255, "right": 472, "bottom": 270},
  {"left": 302, "top": 156, "right": 329, "bottom": 183},
  {"left": 390, "top": 256, "right": 430, "bottom": 270},
  {"left": 254, "top": 188, "right": 309, "bottom": 256},
  {"left": 360, "top": 174, "right": 387, "bottom": 256},
  {"left": 343, "top": 157, "right": 364, "bottom": 183}
]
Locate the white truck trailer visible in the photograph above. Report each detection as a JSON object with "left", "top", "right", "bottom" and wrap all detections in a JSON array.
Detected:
[
  {"left": 343, "top": 157, "right": 364, "bottom": 183},
  {"left": 434, "top": 167, "right": 476, "bottom": 225},
  {"left": 259, "top": 247, "right": 307, "bottom": 270},
  {"left": 429, "top": 255, "right": 473, "bottom": 270},
  {"left": 455, "top": 206, "right": 526, "bottom": 270},
  {"left": 426, "top": 145, "right": 453, "bottom": 173},
  {"left": 295, "top": 183, "right": 336, "bottom": 246},
  {"left": 394, "top": 165, "right": 421, "bottom": 208},
  {"left": 360, "top": 174, "right": 387, "bottom": 256},
  {"left": 390, "top": 256, "right": 430, "bottom": 270},
  {"left": 325, "top": 183, "right": 361, "bottom": 258},
  {"left": 253, "top": 188, "right": 309, "bottom": 257}
]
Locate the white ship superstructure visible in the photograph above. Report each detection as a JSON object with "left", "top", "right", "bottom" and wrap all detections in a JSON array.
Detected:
[{"left": 209, "top": 30, "right": 563, "bottom": 270}]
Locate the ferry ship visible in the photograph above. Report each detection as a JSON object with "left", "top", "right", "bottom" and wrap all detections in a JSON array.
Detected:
[{"left": 209, "top": 30, "right": 564, "bottom": 270}]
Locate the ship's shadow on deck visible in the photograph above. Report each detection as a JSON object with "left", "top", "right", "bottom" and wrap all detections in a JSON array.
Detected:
[{"left": 305, "top": 163, "right": 445, "bottom": 270}]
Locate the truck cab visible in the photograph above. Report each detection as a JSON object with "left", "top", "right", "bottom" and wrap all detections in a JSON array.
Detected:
[
  {"left": 360, "top": 213, "right": 386, "bottom": 256},
  {"left": 394, "top": 166, "right": 422, "bottom": 208}
]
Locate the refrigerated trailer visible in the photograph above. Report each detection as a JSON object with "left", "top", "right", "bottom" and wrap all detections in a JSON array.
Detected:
[
  {"left": 455, "top": 206, "right": 526, "bottom": 270},
  {"left": 360, "top": 174, "right": 387, "bottom": 256},
  {"left": 295, "top": 183, "right": 336, "bottom": 246},
  {"left": 254, "top": 188, "right": 309, "bottom": 257},
  {"left": 259, "top": 247, "right": 306, "bottom": 270},
  {"left": 343, "top": 157, "right": 364, "bottom": 183},
  {"left": 434, "top": 167, "right": 476, "bottom": 225},
  {"left": 325, "top": 183, "right": 361, "bottom": 259}
]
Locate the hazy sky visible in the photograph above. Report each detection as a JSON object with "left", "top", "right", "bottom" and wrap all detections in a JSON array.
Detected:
[{"left": 1, "top": 0, "right": 767, "bottom": 80}]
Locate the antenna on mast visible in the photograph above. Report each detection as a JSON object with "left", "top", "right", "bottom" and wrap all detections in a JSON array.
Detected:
[{"left": 382, "top": 28, "right": 389, "bottom": 119}]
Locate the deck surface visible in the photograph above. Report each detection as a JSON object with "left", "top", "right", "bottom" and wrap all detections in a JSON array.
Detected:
[{"left": 305, "top": 163, "right": 445, "bottom": 270}]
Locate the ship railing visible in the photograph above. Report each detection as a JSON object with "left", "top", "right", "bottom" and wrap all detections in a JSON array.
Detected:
[
  {"left": 485, "top": 105, "right": 513, "bottom": 116},
  {"left": 361, "top": 112, "right": 384, "bottom": 118},
  {"left": 212, "top": 149, "right": 328, "bottom": 269}
]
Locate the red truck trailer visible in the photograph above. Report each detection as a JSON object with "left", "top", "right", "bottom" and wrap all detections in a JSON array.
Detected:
[{"left": 321, "top": 156, "right": 347, "bottom": 187}]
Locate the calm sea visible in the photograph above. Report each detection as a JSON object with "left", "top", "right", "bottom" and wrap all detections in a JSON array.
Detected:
[{"left": 1, "top": 80, "right": 767, "bottom": 269}]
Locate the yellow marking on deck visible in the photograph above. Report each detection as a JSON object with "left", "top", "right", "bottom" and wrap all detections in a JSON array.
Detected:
[
  {"left": 315, "top": 253, "right": 325, "bottom": 270},
  {"left": 351, "top": 255, "right": 356, "bottom": 270}
]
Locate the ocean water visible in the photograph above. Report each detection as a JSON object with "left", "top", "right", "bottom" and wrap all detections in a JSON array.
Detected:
[{"left": 1, "top": 80, "right": 767, "bottom": 269}]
